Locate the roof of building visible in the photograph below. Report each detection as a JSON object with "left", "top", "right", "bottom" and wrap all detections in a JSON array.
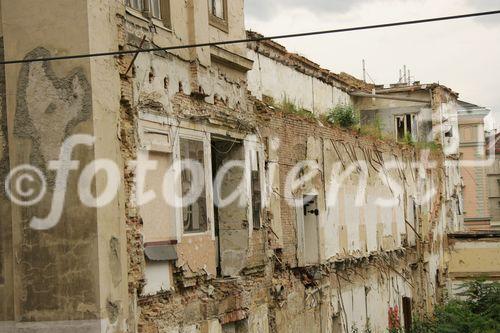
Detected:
[{"left": 374, "top": 82, "right": 459, "bottom": 97}]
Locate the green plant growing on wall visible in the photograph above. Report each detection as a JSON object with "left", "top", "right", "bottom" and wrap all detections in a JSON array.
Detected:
[
  {"left": 402, "top": 132, "right": 414, "bottom": 146},
  {"left": 279, "top": 95, "right": 315, "bottom": 119},
  {"left": 414, "top": 140, "right": 441, "bottom": 152},
  {"left": 360, "top": 117, "right": 384, "bottom": 140},
  {"left": 326, "top": 104, "right": 359, "bottom": 128},
  {"left": 364, "top": 318, "right": 374, "bottom": 333}
]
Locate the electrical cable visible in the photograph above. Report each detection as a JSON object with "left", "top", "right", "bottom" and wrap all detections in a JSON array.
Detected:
[{"left": 0, "top": 10, "right": 499, "bottom": 65}]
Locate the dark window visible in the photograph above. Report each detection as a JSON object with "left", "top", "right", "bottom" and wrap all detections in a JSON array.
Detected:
[
  {"left": 395, "top": 114, "right": 416, "bottom": 141},
  {"left": 251, "top": 164, "right": 262, "bottom": 230},
  {"left": 396, "top": 115, "right": 405, "bottom": 140},
  {"left": 402, "top": 297, "right": 413, "bottom": 332}
]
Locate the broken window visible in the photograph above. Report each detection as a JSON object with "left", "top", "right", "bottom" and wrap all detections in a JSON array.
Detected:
[
  {"left": 395, "top": 114, "right": 417, "bottom": 141},
  {"left": 180, "top": 138, "right": 208, "bottom": 234},
  {"left": 211, "top": 137, "right": 248, "bottom": 277},
  {"left": 210, "top": 0, "right": 226, "bottom": 19}
]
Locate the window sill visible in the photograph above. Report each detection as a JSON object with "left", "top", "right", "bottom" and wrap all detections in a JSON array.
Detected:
[
  {"left": 210, "top": 45, "right": 254, "bottom": 72},
  {"left": 209, "top": 14, "right": 229, "bottom": 33},
  {"left": 182, "top": 231, "right": 210, "bottom": 237}
]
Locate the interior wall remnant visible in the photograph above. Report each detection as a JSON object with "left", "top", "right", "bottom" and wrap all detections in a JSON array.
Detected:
[
  {"left": 266, "top": 137, "right": 283, "bottom": 249},
  {"left": 212, "top": 138, "right": 249, "bottom": 277},
  {"left": 140, "top": 150, "right": 176, "bottom": 242}
]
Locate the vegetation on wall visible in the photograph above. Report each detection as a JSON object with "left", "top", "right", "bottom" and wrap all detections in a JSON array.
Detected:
[
  {"left": 326, "top": 104, "right": 359, "bottom": 128},
  {"left": 279, "top": 96, "right": 315, "bottom": 119}
]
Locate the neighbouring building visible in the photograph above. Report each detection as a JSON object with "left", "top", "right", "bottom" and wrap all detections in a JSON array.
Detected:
[
  {"left": 486, "top": 132, "right": 500, "bottom": 229},
  {"left": 355, "top": 82, "right": 464, "bottom": 232},
  {"left": 457, "top": 101, "right": 492, "bottom": 230},
  {"left": 0, "top": 1, "right": 473, "bottom": 333}
]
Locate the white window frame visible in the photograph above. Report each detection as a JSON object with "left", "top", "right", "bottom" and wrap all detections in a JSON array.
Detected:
[
  {"left": 174, "top": 129, "right": 215, "bottom": 239},
  {"left": 245, "top": 141, "right": 266, "bottom": 235},
  {"left": 395, "top": 113, "right": 417, "bottom": 141}
]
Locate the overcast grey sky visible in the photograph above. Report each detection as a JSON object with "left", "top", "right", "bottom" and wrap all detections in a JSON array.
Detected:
[{"left": 245, "top": 0, "right": 500, "bottom": 130}]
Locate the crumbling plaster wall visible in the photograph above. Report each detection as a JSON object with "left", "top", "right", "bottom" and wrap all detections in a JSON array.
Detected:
[
  {"left": 208, "top": 0, "right": 247, "bottom": 57},
  {"left": 246, "top": 49, "right": 350, "bottom": 115},
  {"left": 118, "top": 4, "right": 453, "bottom": 333},
  {"left": 0, "top": 0, "right": 100, "bottom": 328},
  {"left": 257, "top": 108, "right": 440, "bottom": 266},
  {"left": 354, "top": 90, "right": 434, "bottom": 142},
  {"left": 0, "top": 1, "right": 129, "bottom": 331}
]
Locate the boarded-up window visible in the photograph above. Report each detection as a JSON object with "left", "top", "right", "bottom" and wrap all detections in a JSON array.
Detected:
[{"left": 180, "top": 139, "right": 208, "bottom": 234}]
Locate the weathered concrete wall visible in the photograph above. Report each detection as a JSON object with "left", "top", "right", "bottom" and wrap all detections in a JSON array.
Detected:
[
  {"left": 247, "top": 49, "right": 350, "bottom": 115},
  {"left": 247, "top": 49, "right": 350, "bottom": 116},
  {"left": 257, "top": 108, "right": 440, "bottom": 267},
  {"left": 0, "top": 4, "right": 14, "bottom": 321},
  {"left": 355, "top": 89, "right": 433, "bottom": 143},
  {"left": 0, "top": 0, "right": 128, "bottom": 332},
  {"left": 0, "top": 0, "right": 99, "bottom": 329}
]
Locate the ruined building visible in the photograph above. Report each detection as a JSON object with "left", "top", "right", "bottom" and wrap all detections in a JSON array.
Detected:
[{"left": 0, "top": 1, "right": 474, "bottom": 332}]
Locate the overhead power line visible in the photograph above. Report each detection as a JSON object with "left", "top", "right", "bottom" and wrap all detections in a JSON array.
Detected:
[{"left": 1, "top": 9, "right": 499, "bottom": 65}]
